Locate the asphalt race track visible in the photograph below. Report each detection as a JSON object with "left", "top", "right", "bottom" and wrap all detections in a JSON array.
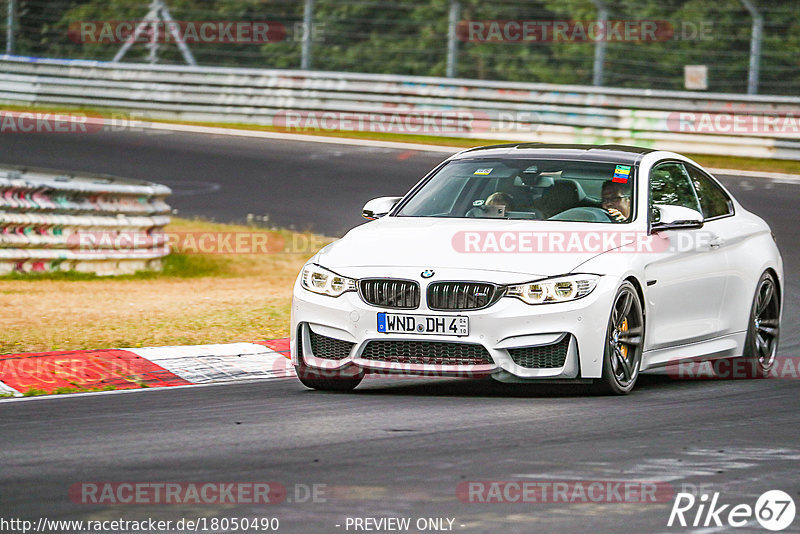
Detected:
[
  {"left": 1, "top": 130, "right": 799, "bottom": 533},
  {"left": 0, "top": 130, "right": 447, "bottom": 235}
]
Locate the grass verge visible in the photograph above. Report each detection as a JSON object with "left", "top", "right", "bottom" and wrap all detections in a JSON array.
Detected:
[
  {"left": 0, "top": 217, "right": 331, "bottom": 355},
  {"left": 22, "top": 385, "right": 117, "bottom": 397}
]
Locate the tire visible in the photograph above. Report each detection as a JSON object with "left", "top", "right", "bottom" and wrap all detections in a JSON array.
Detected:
[
  {"left": 295, "top": 355, "right": 364, "bottom": 392},
  {"left": 596, "top": 281, "right": 645, "bottom": 395},
  {"left": 735, "top": 271, "right": 780, "bottom": 379}
]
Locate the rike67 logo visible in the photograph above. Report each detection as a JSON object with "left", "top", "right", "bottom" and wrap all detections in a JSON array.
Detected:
[{"left": 668, "top": 490, "right": 796, "bottom": 531}]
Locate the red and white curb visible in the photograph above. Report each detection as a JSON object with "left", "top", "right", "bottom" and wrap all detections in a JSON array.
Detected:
[{"left": 0, "top": 339, "right": 294, "bottom": 397}]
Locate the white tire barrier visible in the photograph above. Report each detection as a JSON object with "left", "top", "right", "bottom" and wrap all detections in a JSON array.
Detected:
[{"left": 0, "top": 166, "right": 171, "bottom": 275}]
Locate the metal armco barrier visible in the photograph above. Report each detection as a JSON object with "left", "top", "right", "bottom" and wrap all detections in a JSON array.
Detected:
[
  {"left": 0, "top": 165, "right": 171, "bottom": 275},
  {"left": 1, "top": 55, "right": 799, "bottom": 159}
]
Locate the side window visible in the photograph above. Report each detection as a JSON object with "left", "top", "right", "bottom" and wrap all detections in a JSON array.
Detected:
[
  {"left": 686, "top": 165, "right": 734, "bottom": 219},
  {"left": 649, "top": 162, "right": 701, "bottom": 220}
]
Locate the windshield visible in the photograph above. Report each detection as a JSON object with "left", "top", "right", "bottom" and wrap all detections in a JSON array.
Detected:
[{"left": 396, "top": 158, "right": 635, "bottom": 223}]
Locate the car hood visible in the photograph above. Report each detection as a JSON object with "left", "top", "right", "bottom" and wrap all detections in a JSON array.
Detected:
[{"left": 315, "top": 217, "right": 633, "bottom": 279}]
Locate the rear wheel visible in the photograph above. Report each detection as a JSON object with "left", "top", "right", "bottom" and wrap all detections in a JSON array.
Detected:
[
  {"left": 596, "top": 281, "right": 644, "bottom": 395},
  {"left": 736, "top": 272, "right": 780, "bottom": 378},
  {"left": 295, "top": 354, "right": 364, "bottom": 392}
]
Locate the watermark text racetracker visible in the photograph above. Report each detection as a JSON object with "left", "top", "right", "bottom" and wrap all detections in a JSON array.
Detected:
[
  {"left": 69, "top": 21, "right": 286, "bottom": 44},
  {"left": 273, "top": 109, "right": 541, "bottom": 134},
  {"left": 0, "top": 111, "right": 153, "bottom": 134},
  {"left": 67, "top": 231, "right": 328, "bottom": 255},
  {"left": 69, "top": 20, "right": 325, "bottom": 44},
  {"left": 667, "top": 112, "right": 800, "bottom": 135},
  {"left": 458, "top": 19, "right": 712, "bottom": 43},
  {"left": 0, "top": 356, "right": 144, "bottom": 391},
  {"left": 451, "top": 230, "right": 715, "bottom": 254},
  {"left": 458, "top": 480, "right": 674, "bottom": 503},
  {"left": 667, "top": 356, "right": 800, "bottom": 380},
  {"left": 0, "top": 108, "right": 541, "bottom": 135},
  {"left": 69, "top": 482, "right": 326, "bottom": 505}
]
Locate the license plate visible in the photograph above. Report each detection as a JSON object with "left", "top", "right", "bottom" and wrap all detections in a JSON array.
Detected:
[{"left": 377, "top": 313, "right": 469, "bottom": 336}]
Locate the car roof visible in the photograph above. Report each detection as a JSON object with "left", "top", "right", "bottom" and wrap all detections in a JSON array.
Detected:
[{"left": 451, "top": 143, "right": 655, "bottom": 165}]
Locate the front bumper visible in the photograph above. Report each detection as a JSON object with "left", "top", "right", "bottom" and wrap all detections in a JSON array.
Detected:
[{"left": 290, "top": 272, "right": 618, "bottom": 381}]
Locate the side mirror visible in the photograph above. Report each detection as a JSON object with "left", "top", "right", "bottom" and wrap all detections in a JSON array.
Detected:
[
  {"left": 651, "top": 204, "right": 704, "bottom": 232},
  {"left": 362, "top": 196, "right": 402, "bottom": 220}
]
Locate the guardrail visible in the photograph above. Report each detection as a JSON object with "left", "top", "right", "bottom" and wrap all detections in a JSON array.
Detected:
[
  {"left": 0, "top": 165, "right": 171, "bottom": 275},
  {"left": 1, "top": 55, "right": 799, "bottom": 159}
]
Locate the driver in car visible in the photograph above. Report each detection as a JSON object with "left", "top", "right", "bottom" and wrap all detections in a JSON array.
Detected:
[
  {"left": 485, "top": 192, "right": 514, "bottom": 210},
  {"left": 601, "top": 181, "right": 632, "bottom": 222},
  {"left": 482, "top": 192, "right": 515, "bottom": 217},
  {"left": 465, "top": 192, "right": 515, "bottom": 218}
]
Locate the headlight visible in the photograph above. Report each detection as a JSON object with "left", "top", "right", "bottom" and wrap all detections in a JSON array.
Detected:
[
  {"left": 506, "top": 274, "right": 599, "bottom": 304},
  {"left": 301, "top": 264, "right": 356, "bottom": 297}
]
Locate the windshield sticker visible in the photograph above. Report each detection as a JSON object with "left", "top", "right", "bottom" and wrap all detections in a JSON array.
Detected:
[
  {"left": 613, "top": 165, "right": 631, "bottom": 183},
  {"left": 473, "top": 168, "right": 493, "bottom": 175}
]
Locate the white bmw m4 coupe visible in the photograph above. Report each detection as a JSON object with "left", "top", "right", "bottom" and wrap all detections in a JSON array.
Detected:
[{"left": 291, "top": 144, "right": 783, "bottom": 394}]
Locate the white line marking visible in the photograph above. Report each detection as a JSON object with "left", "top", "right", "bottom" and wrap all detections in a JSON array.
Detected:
[{"left": 94, "top": 118, "right": 461, "bottom": 154}]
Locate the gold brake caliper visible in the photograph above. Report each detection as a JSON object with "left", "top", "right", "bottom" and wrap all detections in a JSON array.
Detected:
[{"left": 619, "top": 318, "right": 629, "bottom": 359}]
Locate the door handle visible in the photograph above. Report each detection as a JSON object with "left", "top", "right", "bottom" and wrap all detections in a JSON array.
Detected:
[{"left": 709, "top": 236, "right": 725, "bottom": 249}]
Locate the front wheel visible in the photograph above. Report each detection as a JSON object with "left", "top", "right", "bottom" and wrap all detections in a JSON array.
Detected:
[
  {"left": 596, "top": 281, "right": 645, "bottom": 395},
  {"left": 295, "top": 356, "right": 364, "bottom": 392}
]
